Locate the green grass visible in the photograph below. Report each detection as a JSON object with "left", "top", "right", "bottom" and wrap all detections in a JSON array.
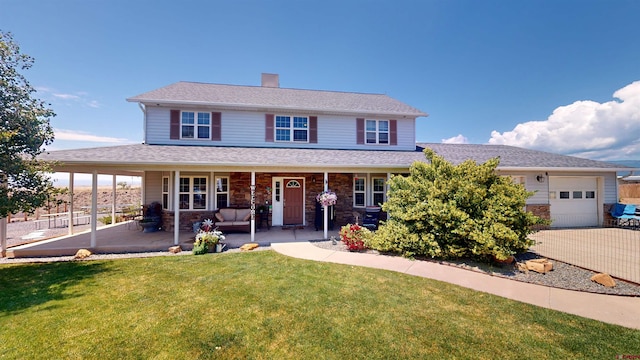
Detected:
[{"left": 1, "top": 251, "right": 639, "bottom": 359}]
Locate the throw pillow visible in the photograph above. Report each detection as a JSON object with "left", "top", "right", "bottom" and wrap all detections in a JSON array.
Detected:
[{"left": 215, "top": 212, "right": 224, "bottom": 222}]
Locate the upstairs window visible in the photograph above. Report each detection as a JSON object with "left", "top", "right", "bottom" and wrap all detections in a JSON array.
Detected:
[
  {"left": 275, "top": 115, "right": 308, "bottom": 142},
  {"left": 181, "top": 111, "right": 210, "bottom": 139},
  {"left": 366, "top": 120, "right": 389, "bottom": 144}
]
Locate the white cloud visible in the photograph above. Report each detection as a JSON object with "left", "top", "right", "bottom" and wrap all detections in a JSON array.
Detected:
[
  {"left": 36, "top": 86, "right": 101, "bottom": 108},
  {"left": 53, "top": 93, "right": 80, "bottom": 100},
  {"left": 488, "top": 81, "right": 640, "bottom": 160},
  {"left": 54, "top": 128, "right": 129, "bottom": 143},
  {"left": 442, "top": 134, "right": 469, "bottom": 144}
]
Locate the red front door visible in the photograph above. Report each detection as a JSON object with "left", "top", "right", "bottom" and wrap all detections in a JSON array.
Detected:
[{"left": 283, "top": 179, "right": 303, "bottom": 225}]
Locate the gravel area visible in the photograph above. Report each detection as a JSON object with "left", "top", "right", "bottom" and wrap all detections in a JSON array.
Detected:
[{"left": 311, "top": 240, "right": 640, "bottom": 296}]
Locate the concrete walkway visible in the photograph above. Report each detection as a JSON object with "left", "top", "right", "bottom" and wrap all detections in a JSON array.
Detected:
[{"left": 271, "top": 241, "right": 640, "bottom": 330}]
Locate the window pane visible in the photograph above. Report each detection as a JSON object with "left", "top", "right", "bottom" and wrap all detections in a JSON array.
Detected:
[
  {"left": 179, "top": 194, "right": 190, "bottom": 209},
  {"left": 197, "top": 112, "right": 210, "bottom": 125},
  {"left": 216, "top": 194, "right": 228, "bottom": 208},
  {"left": 366, "top": 132, "right": 377, "bottom": 144},
  {"left": 197, "top": 126, "right": 209, "bottom": 139},
  {"left": 162, "top": 177, "right": 169, "bottom": 192},
  {"left": 193, "top": 177, "right": 207, "bottom": 192},
  {"left": 180, "top": 178, "right": 190, "bottom": 192},
  {"left": 366, "top": 120, "right": 376, "bottom": 131},
  {"left": 585, "top": 191, "right": 595, "bottom": 199},
  {"left": 378, "top": 133, "right": 389, "bottom": 144},
  {"left": 354, "top": 178, "right": 365, "bottom": 191},
  {"left": 355, "top": 193, "right": 365, "bottom": 207},
  {"left": 162, "top": 194, "right": 168, "bottom": 210},
  {"left": 378, "top": 121, "right": 389, "bottom": 132},
  {"left": 181, "top": 112, "right": 194, "bottom": 124},
  {"left": 373, "top": 178, "right": 385, "bottom": 191},
  {"left": 193, "top": 194, "right": 206, "bottom": 209},
  {"left": 275, "top": 116, "right": 290, "bottom": 128},
  {"left": 182, "top": 126, "right": 194, "bottom": 138},
  {"left": 559, "top": 191, "right": 570, "bottom": 199},
  {"left": 373, "top": 193, "right": 384, "bottom": 205},
  {"left": 293, "top": 129, "right": 307, "bottom": 141},
  {"left": 293, "top": 117, "right": 307, "bottom": 128},
  {"left": 276, "top": 129, "right": 290, "bottom": 141},
  {"left": 216, "top": 177, "right": 228, "bottom": 192},
  {"left": 573, "top": 191, "right": 582, "bottom": 199}
]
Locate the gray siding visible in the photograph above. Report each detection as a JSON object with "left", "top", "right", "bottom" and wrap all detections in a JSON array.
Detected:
[
  {"left": 145, "top": 106, "right": 416, "bottom": 150},
  {"left": 500, "top": 171, "right": 618, "bottom": 205},
  {"left": 144, "top": 171, "right": 163, "bottom": 205}
]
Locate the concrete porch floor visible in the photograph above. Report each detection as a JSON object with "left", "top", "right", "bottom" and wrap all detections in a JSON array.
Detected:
[{"left": 6, "top": 221, "right": 341, "bottom": 258}]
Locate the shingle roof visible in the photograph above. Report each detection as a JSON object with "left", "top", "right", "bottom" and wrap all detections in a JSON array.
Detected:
[
  {"left": 126, "top": 81, "right": 427, "bottom": 117},
  {"left": 420, "top": 143, "right": 626, "bottom": 170},
  {"left": 41, "top": 143, "right": 628, "bottom": 172}
]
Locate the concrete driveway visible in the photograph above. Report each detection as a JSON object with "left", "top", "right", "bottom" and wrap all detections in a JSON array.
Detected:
[{"left": 530, "top": 227, "right": 640, "bottom": 284}]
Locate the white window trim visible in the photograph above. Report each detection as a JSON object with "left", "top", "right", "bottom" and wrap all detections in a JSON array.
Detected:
[
  {"left": 353, "top": 176, "right": 366, "bottom": 208},
  {"left": 365, "top": 119, "right": 389, "bottom": 145},
  {"left": 275, "top": 115, "right": 309, "bottom": 143},
  {"left": 214, "top": 176, "right": 229, "bottom": 209},
  {"left": 179, "top": 176, "right": 208, "bottom": 210},
  {"left": 162, "top": 176, "right": 171, "bottom": 210},
  {"left": 372, "top": 177, "right": 386, "bottom": 206},
  {"left": 181, "top": 111, "right": 211, "bottom": 140}
]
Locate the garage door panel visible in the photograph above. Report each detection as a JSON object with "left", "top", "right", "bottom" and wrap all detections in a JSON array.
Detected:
[{"left": 549, "top": 177, "right": 598, "bottom": 228}]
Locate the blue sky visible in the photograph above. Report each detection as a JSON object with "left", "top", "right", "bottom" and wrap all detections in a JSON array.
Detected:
[{"left": 3, "top": 0, "right": 640, "bottom": 167}]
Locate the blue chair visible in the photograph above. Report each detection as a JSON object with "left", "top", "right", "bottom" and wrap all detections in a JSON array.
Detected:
[{"left": 610, "top": 203, "right": 640, "bottom": 229}]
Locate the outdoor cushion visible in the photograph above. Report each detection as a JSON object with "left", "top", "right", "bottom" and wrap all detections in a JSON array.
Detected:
[
  {"left": 215, "top": 212, "right": 225, "bottom": 222},
  {"left": 220, "top": 208, "right": 237, "bottom": 221},
  {"left": 231, "top": 221, "right": 250, "bottom": 226},
  {"left": 236, "top": 209, "right": 251, "bottom": 222}
]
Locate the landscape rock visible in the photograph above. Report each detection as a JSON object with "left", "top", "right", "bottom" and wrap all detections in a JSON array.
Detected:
[
  {"left": 240, "top": 243, "right": 259, "bottom": 251},
  {"left": 74, "top": 249, "right": 92, "bottom": 259},
  {"left": 591, "top": 273, "right": 616, "bottom": 287},
  {"left": 168, "top": 246, "right": 182, "bottom": 254},
  {"left": 525, "top": 259, "right": 553, "bottom": 273}
]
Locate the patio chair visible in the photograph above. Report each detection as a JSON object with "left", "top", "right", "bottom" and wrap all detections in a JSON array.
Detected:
[
  {"left": 362, "top": 206, "right": 381, "bottom": 231},
  {"left": 610, "top": 203, "right": 640, "bottom": 229},
  {"left": 139, "top": 202, "right": 163, "bottom": 233}
]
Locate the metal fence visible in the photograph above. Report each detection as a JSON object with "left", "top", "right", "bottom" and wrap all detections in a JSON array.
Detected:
[{"left": 529, "top": 218, "right": 640, "bottom": 284}]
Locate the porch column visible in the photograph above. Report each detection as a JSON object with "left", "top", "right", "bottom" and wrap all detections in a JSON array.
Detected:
[
  {"left": 140, "top": 172, "right": 145, "bottom": 206},
  {"left": 112, "top": 175, "right": 117, "bottom": 225},
  {"left": 90, "top": 170, "right": 98, "bottom": 248},
  {"left": 250, "top": 171, "right": 256, "bottom": 242},
  {"left": 174, "top": 170, "right": 180, "bottom": 245},
  {"left": 387, "top": 172, "right": 391, "bottom": 220},
  {"left": 323, "top": 171, "right": 328, "bottom": 239},
  {"left": 68, "top": 172, "right": 74, "bottom": 235}
]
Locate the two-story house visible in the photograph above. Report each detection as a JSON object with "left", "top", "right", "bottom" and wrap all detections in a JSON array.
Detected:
[{"left": 42, "top": 73, "right": 629, "bottom": 246}]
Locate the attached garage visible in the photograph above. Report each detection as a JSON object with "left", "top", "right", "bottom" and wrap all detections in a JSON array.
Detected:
[{"left": 549, "top": 176, "right": 600, "bottom": 228}]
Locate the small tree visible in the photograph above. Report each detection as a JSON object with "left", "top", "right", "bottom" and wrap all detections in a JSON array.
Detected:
[
  {"left": 0, "top": 31, "right": 56, "bottom": 218},
  {"left": 368, "top": 148, "right": 547, "bottom": 261}
]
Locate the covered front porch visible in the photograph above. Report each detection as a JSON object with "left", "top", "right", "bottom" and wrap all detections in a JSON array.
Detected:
[{"left": 6, "top": 221, "right": 340, "bottom": 258}]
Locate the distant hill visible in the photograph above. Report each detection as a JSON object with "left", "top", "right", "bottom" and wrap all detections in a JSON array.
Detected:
[{"left": 610, "top": 160, "right": 640, "bottom": 176}]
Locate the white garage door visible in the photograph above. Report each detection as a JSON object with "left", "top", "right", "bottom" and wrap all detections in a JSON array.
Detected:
[{"left": 549, "top": 177, "right": 599, "bottom": 228}]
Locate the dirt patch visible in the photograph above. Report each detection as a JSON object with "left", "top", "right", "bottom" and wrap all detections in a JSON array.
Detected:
[{"left": 8, "top": 186, "right": 141, "bottom": 222}]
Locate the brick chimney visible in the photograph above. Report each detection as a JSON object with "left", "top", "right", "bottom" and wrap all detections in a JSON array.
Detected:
[{"left": 261, "top": 73, "right": 279, "bottom": 88}]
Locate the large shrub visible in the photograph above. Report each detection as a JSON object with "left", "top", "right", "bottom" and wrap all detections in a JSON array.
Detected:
[{"left": 369, "top": 149, "right": 547, "bottom": 261}]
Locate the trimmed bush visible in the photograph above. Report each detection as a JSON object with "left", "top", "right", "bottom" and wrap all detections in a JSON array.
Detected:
[{"left": 370, "top": 148, "right": 547, "bottom": 261}]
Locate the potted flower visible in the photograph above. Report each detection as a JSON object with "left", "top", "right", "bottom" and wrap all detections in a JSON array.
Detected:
[
  {"left": 193, "top": 219, "right": 226, "bottom": 255},
  {"left": 339, "top": 223, "right": 371, "bottom": 251},
  {"left": 316, "top": 190, "right": 337, "bottom": 207}
]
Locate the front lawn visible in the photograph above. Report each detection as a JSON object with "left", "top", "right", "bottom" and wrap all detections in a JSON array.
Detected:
[{"left": 1, "top": 251, "right": 638, "bottom": 359}]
